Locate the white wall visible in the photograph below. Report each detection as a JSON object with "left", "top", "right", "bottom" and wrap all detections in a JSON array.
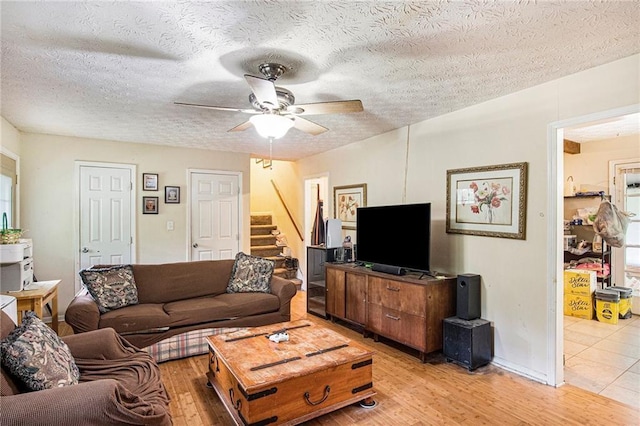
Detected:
[
  {"left": 564, "top": 134, "right": 640, "bottom": 193},
  {"left": 19, "top": 133, "right": 251, "bottom": 312},
  {"left": 297, "top": 54, "right": 640, "bottom": 383},
  {"left": 1, "top": 117, "right": 21, "bottom": 155}
]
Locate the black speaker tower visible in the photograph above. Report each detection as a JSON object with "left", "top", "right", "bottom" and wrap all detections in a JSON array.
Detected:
[
  {"left": 444, "top": 273, "right": 492, "bottom": 370},
  {"left": 456, "top": 274, "right": 481, "bottom": 320}
]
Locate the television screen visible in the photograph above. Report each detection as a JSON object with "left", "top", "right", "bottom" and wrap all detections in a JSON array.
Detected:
[{"left": 356, "top": 203, "right": 431, "bottom": 273}]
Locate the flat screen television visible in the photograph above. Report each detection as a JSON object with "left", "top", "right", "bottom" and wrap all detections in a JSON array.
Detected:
[{"left": 356, "top": 203, "right": 431, "bottom": 274}]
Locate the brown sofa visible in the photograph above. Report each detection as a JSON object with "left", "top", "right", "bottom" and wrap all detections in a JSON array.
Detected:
[
  {"left": 0, "top": 310, "right": 171, "bottom": 426},
  {"left": 65, "top": 259, "right": 297, "bottom": 350}
]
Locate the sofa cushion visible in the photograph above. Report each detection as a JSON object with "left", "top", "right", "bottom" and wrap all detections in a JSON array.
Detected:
[
  {"left": 163, "top": 293, "right": 280, "bottom": 326},
  {"left": 226, "top": 252, "right": 275, "bottom": 294},
  {"left": 132, "top": 259, "right": 235, "bottom": 304},
  {"left": 99, "top": 303, "right": 170, "bottom": 334},
  {"left": 0, "top": 312, "right": 80, "bottom": 391},
  {"left": 80, "top": 265, "right": 139, "bottom": 313}
]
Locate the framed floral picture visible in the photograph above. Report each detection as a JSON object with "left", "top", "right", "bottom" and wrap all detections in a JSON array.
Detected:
[
  {"left": 333, "top": 183, "right": 367, "bottom": 230},
  {"left": 446, "top": 162, "right": 527, "bottom": 239}
]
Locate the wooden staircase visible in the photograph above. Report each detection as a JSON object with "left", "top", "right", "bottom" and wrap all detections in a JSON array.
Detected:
[{"left": 251, "top": 214, "right": 302, "bottom": 290}]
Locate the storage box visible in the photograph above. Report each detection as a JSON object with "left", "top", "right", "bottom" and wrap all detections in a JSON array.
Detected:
[
  {"left": 0, "top": 243, "right": 28, "bottom": 264},
  {"left": 563, "top": 269, "right": 596, "bottom": 296},
  {"left": 207, "top": 320, "right": 375, "bottom": 425},
  {"left": 607, "top": 286, "right": 632, "bottom": 319},
  {"left": 595, "top": 289, "right": 620, "bottom": 325},
  {"left": 563, "top": 293, "right": 594, "bottom": 319}
]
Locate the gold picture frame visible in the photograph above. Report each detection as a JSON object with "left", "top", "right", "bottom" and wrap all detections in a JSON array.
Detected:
[
  {"left": 446, "top": 162, "right": 528, "bottom": 239},
  {"left": 333, "top": 183, "right": 367, "bottom": 230}
]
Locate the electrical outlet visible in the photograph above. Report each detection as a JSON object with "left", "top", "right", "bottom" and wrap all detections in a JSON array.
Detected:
[{"left": 167, "top": 220, "right": 174, "bottom": 231}]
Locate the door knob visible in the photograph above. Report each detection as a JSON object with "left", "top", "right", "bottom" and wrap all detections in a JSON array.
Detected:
[
  {"left": 81, "top": 247, "right": 89, "bottom": 253},
  {"left": 192, "top": 243, "right": 199, "bottom": 248}
]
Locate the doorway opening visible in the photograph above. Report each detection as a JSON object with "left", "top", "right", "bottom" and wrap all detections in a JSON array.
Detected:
[
  {"left": 303, "top": 175, "right": 329, "bottom": 291},
  {"left": 549, "top": 104, "right": 639, "bottom": 403}
]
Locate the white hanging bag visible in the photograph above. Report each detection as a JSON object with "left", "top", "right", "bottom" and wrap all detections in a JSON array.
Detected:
[{"left": 592, "top": 200, "right": 632, "bottom": 248}]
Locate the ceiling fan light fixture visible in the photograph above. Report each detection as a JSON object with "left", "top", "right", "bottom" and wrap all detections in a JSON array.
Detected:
[{"left": 250, "top": 114, "right": 294, "bottom": 139}]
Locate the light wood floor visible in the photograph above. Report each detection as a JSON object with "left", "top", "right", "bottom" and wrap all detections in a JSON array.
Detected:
[
  {"left": 59, "top": 293, "right": 639, "bottom": 425},
  {"left": 155, "top": 292, "right": 639, "bottom": 426}
]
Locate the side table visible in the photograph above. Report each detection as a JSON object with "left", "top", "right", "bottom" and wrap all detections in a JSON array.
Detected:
[{"left": 1, "top": 280, "right": 60, "bottom": 333}]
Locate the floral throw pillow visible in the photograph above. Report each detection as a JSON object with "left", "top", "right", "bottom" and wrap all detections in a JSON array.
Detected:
[
  {"left": 226, "top": 252, "right": 275, "bottom": 294},
  {"left": 0, "top": 311, "right": 80, "bottom": 391},
  {"left": 79, "top": 264, "right": 139, "bottom": 313}
]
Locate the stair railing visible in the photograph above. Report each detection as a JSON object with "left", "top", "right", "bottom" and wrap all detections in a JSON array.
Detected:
[{"left": 271, "top": 179, "right": 304, "bottom": 241}]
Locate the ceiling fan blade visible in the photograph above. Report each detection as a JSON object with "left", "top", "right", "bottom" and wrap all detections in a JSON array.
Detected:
[
  {"left": 292, "top": 117, "right": 329, "bottom": 136},
  {"left": 228, "top": 121, "right": 253, "bottom": 132},
  {"left": 244, "top": 75, "right": 279, "bottom": 109},
  {"left": 287, "top": 100, "right": 363, "bottom": 116},
  {"left": 174, "top": 101, "right": 256, "bottom": 114}
]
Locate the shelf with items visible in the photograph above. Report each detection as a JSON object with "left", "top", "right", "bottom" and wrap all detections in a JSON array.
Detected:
[
  {"left": 306, "top": 246, "right": 336, "bottom": 319},
  {"left": 563, "top": 193, "right": 611, "bottom": 288}
]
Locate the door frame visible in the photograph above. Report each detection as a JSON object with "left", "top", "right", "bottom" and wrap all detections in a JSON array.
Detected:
[
  {"left": 609, "top": 158, "right": 640, "bottom": 285},
  {"left": 0, "top": 147, "right": 20, "bottom": 228},
  {"left": 187, "top": 168, "right": 243, "bottom": 261},
  {"left": 74, "top": 161, "right": 137, "bottom": 292},
  {"left": 547, "top": 103, "right": 639, "bottom": 387},
  {"left": 303, "top": 173, "right": 329, "bottom": 291}
]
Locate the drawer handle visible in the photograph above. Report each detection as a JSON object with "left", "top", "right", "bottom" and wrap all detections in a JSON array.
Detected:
[
  {"left": 229, "top": 388, "right": 242, "bottom": 411},
  {"left": 386, "top": 286, "right": 400, "bottom": 292},
  {"left": 304, "top": 385, "right": 331, "bottom": 406},
  {"left": 210, "top": 353, "right": 219, "bottom": 372},
  {"left": 385, "top": 314, "right": 400, "bottom": 321}
]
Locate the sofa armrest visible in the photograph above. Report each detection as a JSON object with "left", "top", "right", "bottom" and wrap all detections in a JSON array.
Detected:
[
  {"left": 1, "top": 379, "right": 171, "bottom": 426},
  {"left": 270, "top": 275, "right": 297, "bottom": 300},
  {"left": 64, "top": 293, "right": 100, "bottom": 334},
  {"left": 63, "top": 327, "right": 139, "bottom": 359}
]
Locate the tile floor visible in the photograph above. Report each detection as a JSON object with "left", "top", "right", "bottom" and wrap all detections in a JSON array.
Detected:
[{"left": 564, "top": 314, "right": 640, "bottom": 409}]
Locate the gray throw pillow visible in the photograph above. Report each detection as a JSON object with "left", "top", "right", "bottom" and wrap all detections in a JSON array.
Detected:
[
  {"left": 79, "top": 264, "right": 139, "bottom": 313},
  {"left": 226, "top": 252, "right": 275, "bottom": 294},
  {"left": 1, "top": 311, "right": 80, "bottom": 391}
]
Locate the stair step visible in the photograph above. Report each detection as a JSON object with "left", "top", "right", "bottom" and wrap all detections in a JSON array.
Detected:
[
  {"left": 251, "top": 215, "right": 273, "bottom": 226},
  {"left": 289, "top": 278, "right": 302, "bottom": 290},
  {"left": 273, "top": 268, "right": 300, "bottom": 284},
  {"left": 251, "top": 224, "right": 277, "bottom": 236},
  {"left": 251, "top": 235, "right": 277, "bottom": 245},
  {"left": 251, "top": 245, "right": 282, "bottom": 258},
  {"left": 274, "top": 267, "right": 294, "bottom": 275}
]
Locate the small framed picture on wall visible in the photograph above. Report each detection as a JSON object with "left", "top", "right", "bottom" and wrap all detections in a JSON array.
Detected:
[
  {"left": 143, "top": 196, "right": 159, "bottom": 214},
  {"left": 143, "top": 173, "right": 158, "bottom": 191},
  {"left": 165, "top": 186, "right": 180, "bottom": 204}
]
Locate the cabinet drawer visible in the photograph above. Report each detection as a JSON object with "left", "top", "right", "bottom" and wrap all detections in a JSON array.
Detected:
[
  {"left": 367, "top": 304, "right": 427, "bottom": 352},
  {"left": 368, "top": 277, "right": 426, "bottom": 317}
]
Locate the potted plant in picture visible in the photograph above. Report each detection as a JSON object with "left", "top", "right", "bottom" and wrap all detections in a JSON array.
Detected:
[{"left": 1, "top": 213, "right": 22, "bottom": 244}]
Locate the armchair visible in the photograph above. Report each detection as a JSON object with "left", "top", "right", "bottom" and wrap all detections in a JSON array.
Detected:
[{"left": 1, "top": 310, "right": 171, "bottom": 425}]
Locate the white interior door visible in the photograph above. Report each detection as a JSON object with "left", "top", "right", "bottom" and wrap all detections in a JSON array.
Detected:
[
  {"left": 79, "top": 165, "right": 134, "bottom": 272},
  {"left": 190, "top": 171, "right": 239, "bottom": 260}
]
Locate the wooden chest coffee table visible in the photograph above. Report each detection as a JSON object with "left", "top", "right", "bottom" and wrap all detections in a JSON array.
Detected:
[{"left": 206, "top": 319, "right": 375, "bottom": 425}]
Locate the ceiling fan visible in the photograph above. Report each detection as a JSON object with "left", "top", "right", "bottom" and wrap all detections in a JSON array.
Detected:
[{"left": 175, "top": 63, "right": 363, "bottom": 139}]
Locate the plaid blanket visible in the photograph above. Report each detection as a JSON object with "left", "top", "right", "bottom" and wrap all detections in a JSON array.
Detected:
[{"left": 144, "top": 327, "right": 242, "bottom": 363}]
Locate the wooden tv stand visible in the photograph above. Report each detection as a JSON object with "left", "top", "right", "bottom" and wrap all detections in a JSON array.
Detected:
[{"left": 325, "top": 263, "right": 456, "bottom": 362}]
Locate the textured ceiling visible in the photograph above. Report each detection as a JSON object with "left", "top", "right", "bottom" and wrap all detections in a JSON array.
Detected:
[
  {"left": 564, "top": 113, "right": 639, "bottom": 143},
  {"left": 1, "top": 1, "right": 639, "bottom": 160}
]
